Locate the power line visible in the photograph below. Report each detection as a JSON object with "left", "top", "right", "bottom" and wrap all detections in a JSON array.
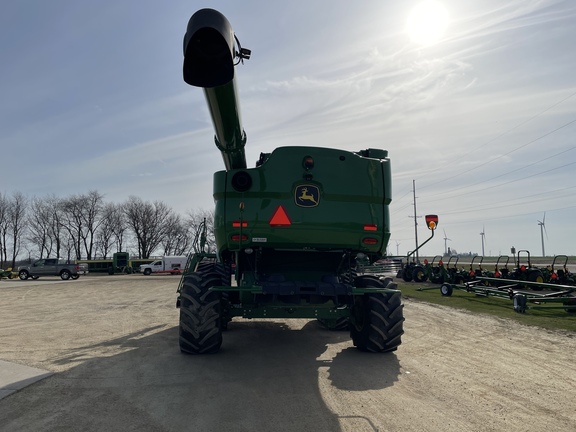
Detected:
[
  {"left": 418, "top": 90, "right": 576, "bottom": 190},
  {"left": 422, "top": 142, "right": 576, "bottom": 200},
  {"left": 421, "top": 160, "right": 576, "bottom": 204},
  {"left": 421, "top": 116, "right": 576, "bottom": 194},
  {"left": 438, "top": 185, "right": 576, "bottom": 216},
  {"left": 432, "top": 204, "right": 576, "bottom": 226}
]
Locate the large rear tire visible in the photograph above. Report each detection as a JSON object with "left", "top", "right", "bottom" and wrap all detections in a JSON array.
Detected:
[
  {"left": 350, "top": 275, "right": 404, "bottom": 353},
  {"left": 179, "top": 267, "right": 223, "bottom": 354},
  {"left": 528, "top": 270, "right": 544, "bottom": 290},
  {"left": 401, "top": 266, "right": 413, "bottom": 282},
  {"left": 412, "top": 265, "right": 427, "bottom": 282}
]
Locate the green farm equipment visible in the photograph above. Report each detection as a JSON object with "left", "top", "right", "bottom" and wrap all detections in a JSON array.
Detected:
[
  {"left": 468, "top": 255, "right": 483, "bottom": 280},
  {"left": 543, "top": 255, "right": 575, "bottom": 286},
  {"left": 415, "top": 255, "right": 442, "bottom": 283},
  {"left": 446, "top": 256, "right": 467, "bottom": 284},
  {"left": 419, "top": 253, "right": 576, "bottom": 313},
  {"left": 428, "top": 256, "right": 449, "bottom": 284},
  {"left": 176, "top": 8, "right": 404, "bottom": 354},
  {"left": 398, "top": 216, "right": 439, "bottom": 283},
  {"left": 507, "top": 250, "right": 545, "bottom": 289},
  {"left": 489, "top": 255, "right": 510, "bottom": 279},
  {"left": 432, "top": 278, "right": 576, "bottom": 314},
  {"left": 0, "top": 268, "right": 17, "bottom": 279}
]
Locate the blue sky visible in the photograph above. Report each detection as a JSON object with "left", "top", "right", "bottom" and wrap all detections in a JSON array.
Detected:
[{"left": 1, "top": 0, "right": 575, "bottom": 257}]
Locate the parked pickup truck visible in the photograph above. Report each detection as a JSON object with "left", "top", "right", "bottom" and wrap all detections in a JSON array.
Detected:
[{"left": 18, "top": 259, "right": 89, "bottom": 281}]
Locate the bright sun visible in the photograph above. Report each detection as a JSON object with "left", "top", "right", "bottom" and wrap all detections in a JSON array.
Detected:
[{"left": 406, "top": 1, "right": 449, "bottom": 46}]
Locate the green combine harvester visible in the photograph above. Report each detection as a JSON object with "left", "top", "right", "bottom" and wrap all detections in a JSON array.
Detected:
[{"left": 176, "top": 8, "right": 404, "bottom": 354}]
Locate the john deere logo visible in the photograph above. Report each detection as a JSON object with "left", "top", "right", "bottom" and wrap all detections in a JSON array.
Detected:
[{"left": 295, "top": 185, "right": 319, "bottom": 207}]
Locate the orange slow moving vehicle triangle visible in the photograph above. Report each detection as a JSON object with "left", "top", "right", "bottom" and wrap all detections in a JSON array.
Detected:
[{"left": 269, "top": 205, "right": 291, "bottom": 226}]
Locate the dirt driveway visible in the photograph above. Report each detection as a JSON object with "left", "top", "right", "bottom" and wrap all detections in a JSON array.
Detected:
[{"left": 0, "top": 274, "right": 575, "bottom": 431}]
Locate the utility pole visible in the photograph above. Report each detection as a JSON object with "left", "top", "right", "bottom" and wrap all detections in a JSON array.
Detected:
[{"left": 408, "top": 180, "right": 422, "bottom": 262}]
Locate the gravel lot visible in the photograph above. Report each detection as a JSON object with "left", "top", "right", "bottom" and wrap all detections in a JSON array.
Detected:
[{"left": 0, "top": 274, "right": 575, "bottom": 431}]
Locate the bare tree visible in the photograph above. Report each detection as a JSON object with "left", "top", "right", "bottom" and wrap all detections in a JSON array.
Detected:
[
  {"left": 61, "top": 190, "right": 104, "bottom": 260},
  {"left": 186, "top": 208, "right": 216, "bottom": 253},
  {"left": 160, "top": 213, "right": 192, "bottom": 256},
  {"left": 61, "top": 195, "right": 83, "bottom": 259},
  {"left": 0, "top": 193, "right": 8, "bottom": 267},
  {"left": 108, "top": 202, "right": 128, "bottom": 253},
  {"left": 0, "top": 189, "right": 214, "bottom": 265},
  {"left": 81, "top": 190, "right": 104, "bottom": 259},
  {"left": 27, "top": 196, "right": 54, "bottom": 258},
  {"left": 123, "top": 196, "right": 171, "bottom": 258},
  {"left": 47, "top": 196, "right": 66, "bottom": 259},
  {"left": 96, "top": 202, "right": 127, "bottom": 258},
  {"left": 7, "top": 192, "right": 28, "bottom": 268}
]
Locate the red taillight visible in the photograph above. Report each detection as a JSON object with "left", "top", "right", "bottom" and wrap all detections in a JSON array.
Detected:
[
  {"left": 469, "top": 271, "right": 474, "bottom": 276},
  {"left": 363, "top": 224, "right": 377, "bottom": 231},
  {"left": 551, "top": 273, "right": 557, "bottom": 279},
  {"left": 232, "top": 221, "right": 248, "bottom": 228},
  {"left": 231, "top": 234, "right": 248, "bottom": 242},
  {"left": 362, "top": 237, "right": 378, "bottom": 245},
  {"left": 495, "top": 271, "right": 501, "bottom": 277},
  {"left": 520, "top": 265, "right": 526, "bottom": 271}
]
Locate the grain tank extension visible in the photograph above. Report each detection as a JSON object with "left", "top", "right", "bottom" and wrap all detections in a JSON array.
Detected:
[{"left": 177, "top": 8, "right": 404, "bottom": 354}]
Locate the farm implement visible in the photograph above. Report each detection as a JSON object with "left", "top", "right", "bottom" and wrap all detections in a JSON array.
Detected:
[
  {"left": 398, "top": 215, "right": 439, "bottom": 283},
  {"left": 0, "top": 268, "right": 17, "bottom": 280},
  {"left": 505, "top": 250, "right": 545, "bottom": 286},
  {"left": 542, "top": 255, "right": 576, "bottom": 285},
  {"left": 420, "top": 277, "right": 576, "bottom": 314}
]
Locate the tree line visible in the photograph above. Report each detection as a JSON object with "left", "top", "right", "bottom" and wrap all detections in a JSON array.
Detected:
[{"left": 0, "top": 190, "right": 215, "bottom": 269}]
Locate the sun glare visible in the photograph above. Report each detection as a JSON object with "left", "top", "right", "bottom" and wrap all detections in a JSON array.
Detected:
[{"left": 406, "top": 1, "right": 449, "bottom": 46}]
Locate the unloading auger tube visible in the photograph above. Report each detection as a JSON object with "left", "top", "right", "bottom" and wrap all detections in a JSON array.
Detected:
[{"left": 183, "top": 8, "right": 251, "bottom": 171}]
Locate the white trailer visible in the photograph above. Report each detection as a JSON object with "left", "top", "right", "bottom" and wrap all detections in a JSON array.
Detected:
[{"left": 140, "top": 256, "right": 188, "bottom": 275}]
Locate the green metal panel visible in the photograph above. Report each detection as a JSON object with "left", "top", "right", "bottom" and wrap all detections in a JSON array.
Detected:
[{"left": 213, "top": 146, "right": 391, "bottom": 256}]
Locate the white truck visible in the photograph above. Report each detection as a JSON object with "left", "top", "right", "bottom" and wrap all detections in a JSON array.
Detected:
[{"left": 139, "top": 256, "right": 188, "bottom": 275}]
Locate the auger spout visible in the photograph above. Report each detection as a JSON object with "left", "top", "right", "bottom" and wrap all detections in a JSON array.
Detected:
[{"left": 183, "top": 8, "right": 250, "bottom": 170}]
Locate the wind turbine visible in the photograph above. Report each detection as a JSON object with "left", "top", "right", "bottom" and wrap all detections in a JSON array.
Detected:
[
  {"left": 480, "top": 226, "right": 486, "bottom": 257},
  {"left": 443, "top": 229, "right": 452, "bottom": 255},
  {"left": 537, "top": 212, "right": 547, "bottom": 257},
  {"left": 395, "top": 241, "right": 401, "bottom": 256}
]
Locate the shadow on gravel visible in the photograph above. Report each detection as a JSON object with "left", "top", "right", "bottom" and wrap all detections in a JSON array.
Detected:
[
  {"left": 0, "top": 319, "right": 402, "bottom": 432},
  {"left": 300, "top": 320, "right": 401, "bottom": 391}
]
